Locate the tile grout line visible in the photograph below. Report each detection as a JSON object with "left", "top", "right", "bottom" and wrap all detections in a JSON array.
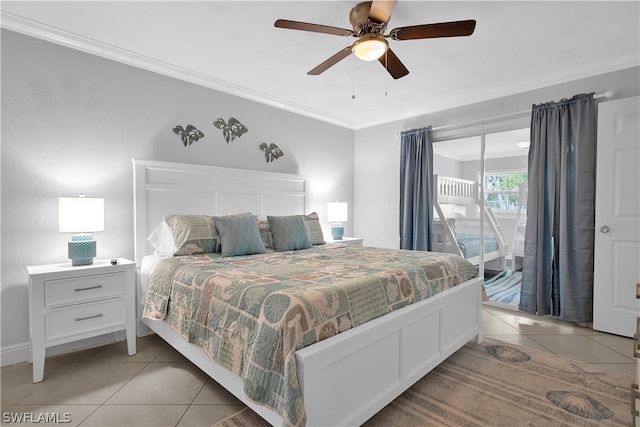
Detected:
[
  {"left": 173, "top": 376, "right": 210, "bottom": 427},
  {"left": 71, "top": 356, "right": 157, "bottom": 426}
]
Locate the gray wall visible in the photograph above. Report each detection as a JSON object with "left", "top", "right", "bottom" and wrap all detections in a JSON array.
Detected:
[
  {"left": 3, "top": 26, "right": 639, "bottom": 363},
  {"left": 1, "top": 30, "right": 355, "bottom": 358},
  {"left": 354, "top": 66, "right": 640, "bottom": 249},
  {"left": 433, "top": 154, "right": 462, "bottom": 178}
]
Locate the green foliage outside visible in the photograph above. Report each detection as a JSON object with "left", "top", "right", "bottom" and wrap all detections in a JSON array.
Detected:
[{"left": 484, "top": 172, "right": 528, "bottom": 210}]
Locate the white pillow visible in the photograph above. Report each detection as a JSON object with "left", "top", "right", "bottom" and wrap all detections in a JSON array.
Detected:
[{"left": 147, "top": 221, "right": 178, "bottom": 257}]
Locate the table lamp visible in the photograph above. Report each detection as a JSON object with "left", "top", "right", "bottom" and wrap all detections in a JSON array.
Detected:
[
  {"left": 59, "top": 194, "right": 104, "bottom": 266},
  {"left": 327, "top": 201, "right": 348, "bottom": 240}
]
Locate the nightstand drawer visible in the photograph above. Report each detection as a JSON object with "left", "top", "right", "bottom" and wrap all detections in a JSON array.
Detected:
[
  {"left": 46, "top": 297, "right": 126, "bottom": 342},
  {"left": 45, "top": 272, "right": 125, "bottom": 307}
]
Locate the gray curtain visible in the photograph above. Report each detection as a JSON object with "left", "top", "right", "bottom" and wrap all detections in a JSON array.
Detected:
[
  {"left": 520, "top": 93, "right": 596, "bottom": 322},
  {"left": 400, "top": 127, "right": 433, "bottom": 251}
]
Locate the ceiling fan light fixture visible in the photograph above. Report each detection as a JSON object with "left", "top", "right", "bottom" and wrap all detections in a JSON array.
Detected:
[{"left": 352, "top": 35, "right": 388, "bottom": 61}]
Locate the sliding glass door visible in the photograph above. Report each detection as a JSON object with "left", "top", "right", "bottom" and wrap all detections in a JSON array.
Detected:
[{"left": 432, "top": 127, "right": 529, "bottom": 310}]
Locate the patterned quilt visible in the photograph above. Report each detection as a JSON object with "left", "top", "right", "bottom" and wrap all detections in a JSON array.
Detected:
[{"left": 143, "top": 244, "right": 477, "bottom": 427}]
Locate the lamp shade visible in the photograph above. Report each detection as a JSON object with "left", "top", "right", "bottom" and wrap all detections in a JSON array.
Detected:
[
  {"left": 59, "top": 196, "right": 104, "bottom": 233},
  {"left": 327, "top": 202, "right": 348, "bottom": 223}
]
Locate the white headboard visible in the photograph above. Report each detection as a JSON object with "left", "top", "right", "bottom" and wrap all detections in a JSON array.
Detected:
[{"left": 132, "top": 159, "right": 310, "bottom": 264}]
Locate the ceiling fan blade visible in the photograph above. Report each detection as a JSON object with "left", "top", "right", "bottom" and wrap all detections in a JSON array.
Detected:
[
  {"left": 307, "top": 46, "right": 353, "bottom": 75},
  {"left": 275, "top": 19, "right": 354, "bottom": 37},
  {"left": 368, "top": 0, "right": 397, "bottom": 24},
  {"left": 390, "top": 20, "right": 476, "bottom": 41},
  {"left": 378, "top": 48, "right": 409, "bottom": 79}
]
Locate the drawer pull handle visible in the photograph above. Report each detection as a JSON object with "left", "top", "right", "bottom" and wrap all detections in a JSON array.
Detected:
[
  {"left": 75, "top": 313, "right": 103, "bottom": 322},
  {"left": 74, "top": 285, "right": 103, "bottom": 292}
]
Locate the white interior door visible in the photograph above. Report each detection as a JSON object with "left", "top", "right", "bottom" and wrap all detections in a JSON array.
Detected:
[{"left": 593, "top": 96, "right": 640, "bottom": 337}]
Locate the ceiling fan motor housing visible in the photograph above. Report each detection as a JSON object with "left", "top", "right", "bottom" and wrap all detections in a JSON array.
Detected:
[{"left": 350, "top": 2, "right": 387, "bottom": 36}]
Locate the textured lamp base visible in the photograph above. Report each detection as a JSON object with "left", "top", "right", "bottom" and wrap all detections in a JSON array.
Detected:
[
  {"left": 331, "top": 223, "right": 344, "bottom": 240},
  {"left": 68, "top": 235, "right": 97, "bottom": 266}
]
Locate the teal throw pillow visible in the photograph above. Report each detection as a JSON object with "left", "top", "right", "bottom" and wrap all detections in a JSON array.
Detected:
[
  {"left": 214, "top": 212, "right": 266, "bottom": 257},
  {"left": 267, "top": 215, "right": 312, "bottom": 251}
]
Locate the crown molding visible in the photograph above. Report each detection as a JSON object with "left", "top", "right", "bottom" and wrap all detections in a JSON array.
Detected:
[
  {"left": 1, "top": 11, "right": 358, "bottom": 130},
  {"left": 3, "top": 11, "right": 637, "bottom": 132}
]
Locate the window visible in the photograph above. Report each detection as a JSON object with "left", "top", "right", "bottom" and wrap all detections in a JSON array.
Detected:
[{"left": 484, "top": 171, "right": 527, "bottom": 211}]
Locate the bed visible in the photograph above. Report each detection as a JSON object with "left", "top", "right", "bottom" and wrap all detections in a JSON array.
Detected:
[
  {"left": 432, "top": 174, "right": 509, "bottom": 268},
  {"left": 133, "top": 159, "right": 484, "bottom": 427}
]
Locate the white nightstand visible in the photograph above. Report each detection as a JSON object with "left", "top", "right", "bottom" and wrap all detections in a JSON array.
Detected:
[
  {"left": 326, "top": 237, "right": 364, "bottom": 246},
  {"left": 27, "top": 258, "right": 137, "bottom": 383}
]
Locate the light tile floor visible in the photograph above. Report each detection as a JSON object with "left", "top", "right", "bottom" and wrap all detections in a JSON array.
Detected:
[{"left": 1, "top": 306, "right": 635, "bottom": 426}]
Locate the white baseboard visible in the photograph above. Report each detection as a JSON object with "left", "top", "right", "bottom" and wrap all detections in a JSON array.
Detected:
[
  {"left": 1, "top": 342, "right": 30, "bottom": 367},
  {"left": 1, "top": 331, "right": 126, "bottom": 367}
]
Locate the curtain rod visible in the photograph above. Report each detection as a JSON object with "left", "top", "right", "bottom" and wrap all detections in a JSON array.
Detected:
[{"left": 396, "top": 90, "right": 613, "bottom": 137}]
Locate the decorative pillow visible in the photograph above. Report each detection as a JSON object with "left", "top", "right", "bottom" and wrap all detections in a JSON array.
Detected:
[
  {"left": 267, "top": 215, "right": 312, "bottom": 251},
  {"left": 257, "top": 219, "right": 273, "bottom": 249},
  {"left": 147, "top": 220, "right": 178, "bottom": 256},
  {"left": 303, "top": 212, "right": 325, "bottom": 245},
  {"left": 214, "top": 212, "right": 266, "bottom": 257},
  {"left": 164, "top": 215, "right": 218, "bottom": 256}
]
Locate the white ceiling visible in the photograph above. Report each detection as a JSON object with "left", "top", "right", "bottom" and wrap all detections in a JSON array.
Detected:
[
  {"left": 1, "top": 1, "right": 639, "bottom": 130},
  {"left": 433, "top": 127, "right": 531, "bottom": 161}
]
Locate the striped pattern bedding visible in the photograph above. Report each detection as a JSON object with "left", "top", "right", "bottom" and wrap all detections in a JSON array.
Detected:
[{"left": 456, "top": 233, "right": 499, "bottom": 259}]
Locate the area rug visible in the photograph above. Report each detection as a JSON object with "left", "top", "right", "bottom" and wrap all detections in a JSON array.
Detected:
[
  {"left": 213, "top": 338, "right": 632, "bottom": 426},
  {"left": 484, "top": 270, "right": 522, "bottom": 305}
]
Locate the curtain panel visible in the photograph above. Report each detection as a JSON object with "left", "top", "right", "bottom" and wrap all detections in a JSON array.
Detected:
[
  {"left": 520, "top": 93, "right": 596, "bottom": 322},
  {"left": 399, "top": 127, "right": 433, "bottom": 251}
]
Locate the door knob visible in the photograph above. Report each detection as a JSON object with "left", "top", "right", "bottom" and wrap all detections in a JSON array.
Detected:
[{"left": 599, "top": 225, "right": 610, "bottom": 233}]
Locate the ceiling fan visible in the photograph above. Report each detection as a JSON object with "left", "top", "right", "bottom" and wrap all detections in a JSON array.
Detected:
[{"left": 274, "top": 0, "right": 476, "bottom": 79}]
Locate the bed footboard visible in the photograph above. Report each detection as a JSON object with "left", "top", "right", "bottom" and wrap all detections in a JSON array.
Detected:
[
  {"left": 141, "top": 277, "right": 482, "bottom": 427},
  {"left": 296, "top": 276, "right": 483, "bottom": 427}
]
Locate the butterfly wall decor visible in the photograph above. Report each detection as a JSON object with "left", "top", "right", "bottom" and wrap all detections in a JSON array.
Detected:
[{"left": 213, "top": 117, "right": 248, "bottom": 143}]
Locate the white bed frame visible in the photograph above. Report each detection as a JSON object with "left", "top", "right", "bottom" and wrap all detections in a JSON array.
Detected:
[
  {"left": 432, "top": 174, "right": 509, "bottom": 268},
  {"left": 510, "top": 183, "right": 528, "bottom": 271},
  {"left": 133, "top": 159, "right": 483, "bottom": 427}
]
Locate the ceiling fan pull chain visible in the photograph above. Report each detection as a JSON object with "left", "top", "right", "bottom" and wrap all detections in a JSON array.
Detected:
[
  {"left": 383, "top": 49, "right": 389, "bottom": 96},
  {"left": 352, "top": 57, "right": 356, "bottom": 100}
]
